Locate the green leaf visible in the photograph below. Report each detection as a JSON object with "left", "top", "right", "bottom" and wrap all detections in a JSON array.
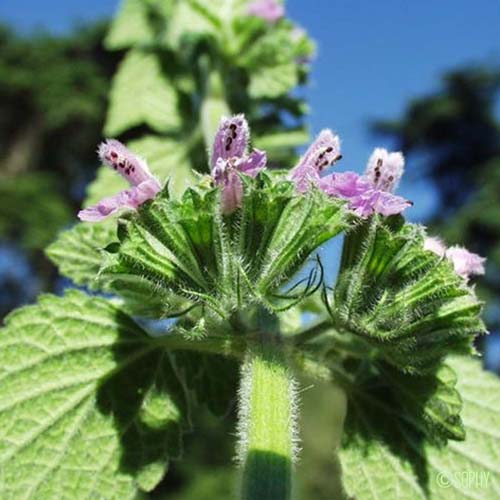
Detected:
[
  {"left": 332, "top": 216, "right": 486, "bottom": 374},
  {"left": 105, "top": 49, "right": 181, "bottom": 136},
  {"left": 339, "top": 357, "right": 500, "bottom": 499},
  {"left": 254, "top": 128, "right": 309, "bottom": 154},
  {"left": 0, "top": 290, "right": 188, "bottom": 498},
  {"left": 249, "top": 63, "right": 298, "bottom": 99},
  {"left": 164, "top": 0, "right": 219, "bottom": 49},
  {"left": 0, "top": 173, "right": 72, "bottom": 251},
  {"left": 46, "top": 222, "right": 116, "bottom": 290},
  {"left": 105, "top": 0, "right": 168, "bottom": 50}
]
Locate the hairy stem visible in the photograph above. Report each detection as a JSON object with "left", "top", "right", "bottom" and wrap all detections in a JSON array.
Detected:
[{"left": 237, "top": 341, "right": 298, "bottom": 500}]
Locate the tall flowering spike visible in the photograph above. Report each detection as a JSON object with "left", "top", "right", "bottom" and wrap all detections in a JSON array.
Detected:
[
  {"left": 289, "top": 129, "right": 341, "bottom": 192},
  {"left": 78, "top": 140, "right": 161, "bottom": 222},
  {"left": 445, "top": 246, "right": 486, "bottom": 280},
  {"left": 211, "top": 114, "right": 249, "bottom": 169},
  {"left": 365, "top": 148, "right": 405, "bottom": 193},
  {"left": 247, "top": 0, "right": 285, "bottom": 23},
  {"left": 211, "top": 114, "right": 267, "bottom": 214}
]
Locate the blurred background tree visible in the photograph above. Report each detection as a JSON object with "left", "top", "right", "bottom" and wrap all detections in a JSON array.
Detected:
[
  {"left": 0, "top": 22, "right": 119, "bottom": 316},
  {"left": 372, "top": 65, "right": 500, "bottom": 371}
]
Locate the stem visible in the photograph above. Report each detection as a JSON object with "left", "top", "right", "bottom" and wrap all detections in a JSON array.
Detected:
[
  {"left": 237, "top": 341, "right": 297, "bottom": 500},
  {"left": 290, "top": 317, "right": 333, "bottom": 346}
]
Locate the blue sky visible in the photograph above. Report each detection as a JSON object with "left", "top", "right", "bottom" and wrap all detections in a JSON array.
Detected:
[{"left": 1, "top": 0, "right": 499, "bottom": 220}]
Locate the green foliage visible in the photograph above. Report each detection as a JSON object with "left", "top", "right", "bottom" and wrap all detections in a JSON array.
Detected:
[
  {"left": 331, "top": 215, "right": 486, "bottom": 374},
  {"left": 105, "top": 49, "right": 181, "bottom": 136},
  {"left": 339, "top": 356, "right": 500, "bottom": 499},
  {"left": 0, "top": 173, "right": 71, "bottom": 250},
  {"left": 46, "top": 222, "right": 115, "bottom": 290},
  {"left": 0, "top": 23, "right": 118, "bottom": 259},
  {"left": 0, "top": 290, "right": 187, "bottom": 498},
  {"left": 101, "top": 174, "right": 348, "bottom": 318}
]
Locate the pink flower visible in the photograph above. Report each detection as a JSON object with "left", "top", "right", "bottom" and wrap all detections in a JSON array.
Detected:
[
  {"left": 446, "top": 246, "right": 486, "bottom": 280},
  {"left": 211, "top": 115, "right": 267, "bottom": 214},
  {"left": 423, "top": 236, "right": 447, "bottom": 257},
  {"left": 78, "top": 139, "right": 161, "bottom": 222},
  {"left": 319, "top": 171, "right": 412, "bottom": 217},
  {"left": 289, "top": 129, "right": 341, "bottom": 193},
  {"left": 424, "top": 236, "right": 485, "bottom": 280},
  {"left": 247, "top": 0, "right": 285, "bottom": 23},
  {"left": 365, "top": 148, "right": 404, "bottom": 193},
  {"left": 289, "top": 134, "right": 412, "bottom": 218}
]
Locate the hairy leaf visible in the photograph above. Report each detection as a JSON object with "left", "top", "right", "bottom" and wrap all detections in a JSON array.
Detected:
[
  {"left": 339, "top": 357, "right": 500, "bottom": 499},
  {"left": 249, "top": 63, "right": 298, "bottom": 99},
  {"left": 46, "top": 222, "right": 116, "bottom": 290},
  {"left": 0, "top": 290, "right": 189, "bottom": 498},
  {"left": 105, "top": 49, "right": 180, "bottom": 136},
  {"left": 105, "top": 0, "right": 166, "bottom": 50}
]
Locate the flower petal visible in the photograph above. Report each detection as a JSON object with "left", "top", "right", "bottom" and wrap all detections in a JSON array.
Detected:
[
  {"left": 237, "top": 149, "right": 267, "bottom": 177},
  {"left": 446, "top": 246, "right": 486, "bottom": 279},
  {"left": 220, "top": 171, "right": 243, "bottom": 214},
  {"left": 424, "top": 236, "right": 447, "bottom": 257},
  {"left": 319, "top": 171, "right": 371, "bottom": 197},
  {"left": 211, "top": 115, "right": 249, "bottom": 168},
  {"left": 291, "top": 129, "right": 341, "bottom": 177},
  {"left": 365, "top": 147, "right": 405, "bottom": 193},
  {"left": 78, "top": 179, "right": 160, "bottom": 222},
  {"left": 371, "top": 191, "right": 412, "bottom": 216},
  {"left": 98, "top": 139, "right": 157, "bottom": 187}
]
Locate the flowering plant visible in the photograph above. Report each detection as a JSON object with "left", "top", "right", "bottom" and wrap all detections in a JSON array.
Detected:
[{"left": 0, "top": 2, "right": 498, "bottom": 500}]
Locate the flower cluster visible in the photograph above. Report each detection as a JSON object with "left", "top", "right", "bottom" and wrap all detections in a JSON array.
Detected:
[
  {"left": 289, "top": 130, "right": 412, "bottom": 217},
  {"left": 424, "top": 236, "right": 486, "bottom": 280},
  {"left": 78, "top": 114, "right": 485, "bottom": 282}
]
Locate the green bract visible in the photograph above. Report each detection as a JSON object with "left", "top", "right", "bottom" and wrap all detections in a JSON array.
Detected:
[
  {"left": 102, "top": 173, "right": 349, "bottom": 319},
  {"left": 331, "top": 215, "right": 486, "bottom": 374}
]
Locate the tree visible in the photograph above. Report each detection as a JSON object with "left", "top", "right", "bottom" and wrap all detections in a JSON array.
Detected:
[{"left": 0, "top": 22, "right": 119, "bottom": 317}]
